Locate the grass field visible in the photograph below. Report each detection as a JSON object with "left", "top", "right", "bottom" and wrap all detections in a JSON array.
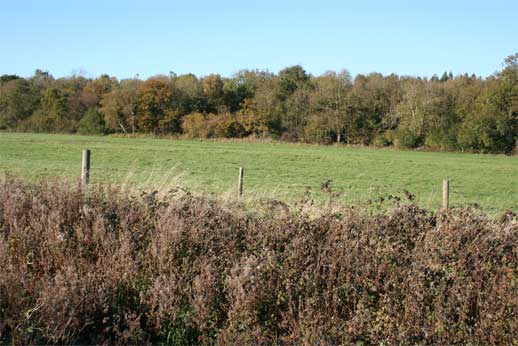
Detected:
[{"left": 0, "top": 132, "right": 517, "bottom": 213}]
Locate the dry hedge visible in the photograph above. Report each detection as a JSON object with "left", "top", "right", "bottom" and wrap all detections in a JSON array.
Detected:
[{"left": 0, "top": 179, "right": 517, "bottom": 345}]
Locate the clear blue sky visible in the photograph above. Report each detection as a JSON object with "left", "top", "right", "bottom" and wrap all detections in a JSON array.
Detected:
[{"left": 1, "top": 0, "right": 517, "bottom": 79}]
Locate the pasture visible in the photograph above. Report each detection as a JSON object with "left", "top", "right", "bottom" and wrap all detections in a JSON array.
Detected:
[{"left": 0, "top": 132, "right": 517, "bottom": 213}]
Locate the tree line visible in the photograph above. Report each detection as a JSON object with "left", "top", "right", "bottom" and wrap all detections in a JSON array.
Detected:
[{"left": 1, "top": 54, "right": 518, "bottom": 153}]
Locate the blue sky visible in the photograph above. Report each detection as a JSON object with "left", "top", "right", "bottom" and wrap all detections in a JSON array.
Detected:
[{"left": 1, "top": 0, "right": 517, "bottom": 79}]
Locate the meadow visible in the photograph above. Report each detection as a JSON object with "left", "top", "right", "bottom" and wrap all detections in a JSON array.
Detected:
[{"left": 0, "top": 132, "right": 517, "bottom": 213}]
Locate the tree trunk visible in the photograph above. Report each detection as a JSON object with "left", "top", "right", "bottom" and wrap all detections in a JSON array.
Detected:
[
  {"left": 336, "top": 133, "right": 341, "bottom": 145},
  {"left": 117, "top": 120, "right": 128, "bottom": 135},
  {"left": 131, "top": 112, "right": 136, "bottom": 135}
]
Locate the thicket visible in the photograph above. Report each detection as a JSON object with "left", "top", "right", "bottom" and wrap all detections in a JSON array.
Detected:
[
  {"left": 1, "top": 54, "right": 518, "bottom": 153},
  {"left": 0, "top": 179, "right": 517, "bottom": 345}
]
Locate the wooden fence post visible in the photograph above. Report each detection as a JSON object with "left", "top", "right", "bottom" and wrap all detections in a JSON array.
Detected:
[
  {"left": 442, "top": 179, "right": 449, "bottom": 209},
  {"left": 81, "top": 149, "right": 91, "bottom": 186},
  {"left": 238, "top": 167, "right": 244, "bottom": 199}
]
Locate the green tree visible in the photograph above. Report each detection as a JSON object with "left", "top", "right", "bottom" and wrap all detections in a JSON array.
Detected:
[
  {"left": 0, "top": 74, "right": 21, "bottom": 83},
  {"left": 277, "top": 65, "right": 310, "bottom": 100},
  {"left": 308, "top": 70, "right": 352, "bottom": 143},
  {"left": 391, "top": 79, "right": 429, "bottom": 147},
  {"left": 23, "top": 87, "right": 70, "bottom": 132},
  {"left": 78, "top": 108, "right": 106, "bottom": 134},
  {"left": 282, "top": 86, "right": 313, "bottom": 141},
  {"left": 348, "top": 73, "right": 399, "bottom": 144},
  {"left": 0, "top": 78, "right": 38, "bottom": 129},
  {"left": 458, "top": 55, "right": 518, "bottom": 152},
  {"left": 173, "top": 73, "right": 203, "bottom": 114},
  {"left": 100, "top": 79, "right": 141, "bottom": 134}
]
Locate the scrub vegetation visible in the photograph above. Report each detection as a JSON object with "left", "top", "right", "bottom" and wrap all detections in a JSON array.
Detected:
[{"left": 0, "top": 178, "right": 517, "bottom": 345}]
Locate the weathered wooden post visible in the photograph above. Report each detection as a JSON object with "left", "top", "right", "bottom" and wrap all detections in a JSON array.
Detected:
[
  {"left": 442, "top": 179, "right": 449, "bottom": 209},
  {"left": 238, "top": 167, "right": 244, "bottom": 199},
  {"left": 81, "top": 149, "right": 91, "bottom": 186}
]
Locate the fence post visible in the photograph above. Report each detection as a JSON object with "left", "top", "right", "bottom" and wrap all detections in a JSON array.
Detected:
[
  {"left": 81, "top": 149, "right": 91, "bottom": 186},
  {"left": 442, "top": 179, "right": 449, "bottom": 209},
  {"left": 238, "top": 167, "right": 244, "bottom": 199}
]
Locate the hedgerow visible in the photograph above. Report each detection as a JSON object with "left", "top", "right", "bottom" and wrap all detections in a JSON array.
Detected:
[{"left": 0, "top": 179, "right": 516, "bottom": 345}]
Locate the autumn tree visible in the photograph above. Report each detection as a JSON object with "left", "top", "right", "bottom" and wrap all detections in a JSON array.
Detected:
[
  {"left": 136, "top": 79, "right": 180, "bottom": 134},
  {"left": 1, "top": 54, "right": 518, "bottom": 152},
  {"left": 201, "top": 74, "right": 224, "bottom": 113}
]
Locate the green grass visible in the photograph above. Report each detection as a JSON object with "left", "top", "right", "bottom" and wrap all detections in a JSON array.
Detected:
[{"left": 1, "top": 132, "right": 517, "bottom": 213}]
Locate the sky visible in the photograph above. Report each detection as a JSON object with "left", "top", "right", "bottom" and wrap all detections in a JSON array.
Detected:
[{"left": 1, "top": 0, "right": 517, "bottom": 79}]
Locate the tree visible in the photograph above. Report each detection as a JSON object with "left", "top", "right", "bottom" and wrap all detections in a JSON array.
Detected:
[
  {"left": 347, "top": 73, "right": 398, "bottom": 144},
  {"left": 391, "top": 79, "right": 427, "bottom": 148},
  {"left": 30, "top": 69, "right": 54, "bottom": 90},
  {"left": 136, "top": 79, "right": 179, "bottom": 134},
  {"left": 282, "top": 86, "right": 313, "bottom": 141},
  {"left": 23, "top": 87, "right": 70, "bottom": 132},
  {"left": 201, "top": 74, "right": 224, "bottom": 113},
  {"left": 181, "top": 112, "right": 211, "bottom": 138},
  {"left": 0, "top": 74, "right": 21, "bottom": 83},
  {"left": 59, "top": 76, "right": 91, "bottom": 124},
  {"left": 236, "top": 99, "right": 269, "bottom": 137},
  {"left": 458, "top": 55, "right": 518, "bottom": 152},
  {"left": 1, "top": 55, "right": 518, "bottom": 152},
  {"left": 0, "top": 78, "right": 38, "bottom": 129},
  {"left": 78, "top": 108, "right": 106, "bottom": 135},
  {"left": 276, "top": 65, "right": 310, "bottom": 100},
  {"left": 423, "top": 83, "right": 458, "bottom": 149},
  {"left": 252, "top": 77, "right": 279, "bottom": 134},
  {"left": 100, "top": 79, "right": 141, "bottom": 134},
  {"left": 309, "top": 70, "right": 352, "bottom": 143},
  {"left": 83, "top": 74, "right": 118, "bottom": 105},
  {"left": 173, "top": 73, "right": 203, "bottom": 114}
]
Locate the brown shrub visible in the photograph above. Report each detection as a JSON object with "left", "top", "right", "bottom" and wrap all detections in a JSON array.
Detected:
[{"left": 0, "top": 178, "right": 517, "bottom": 345}]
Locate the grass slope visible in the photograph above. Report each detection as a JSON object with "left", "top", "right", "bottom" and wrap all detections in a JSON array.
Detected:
[{"left": 0, "top": 132, "right": 517, "bottom": 213}]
